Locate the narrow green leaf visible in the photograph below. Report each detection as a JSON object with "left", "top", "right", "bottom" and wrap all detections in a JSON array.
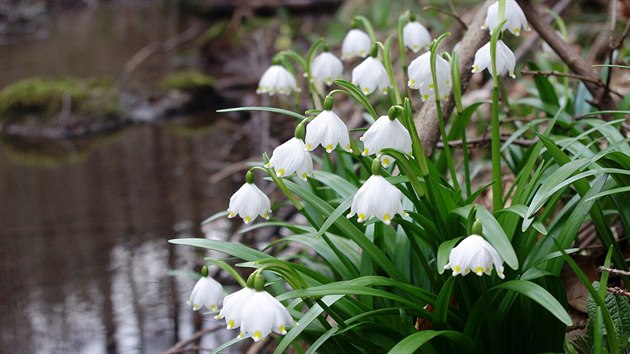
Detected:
[
  {"left": 477, "top": 205, "right": 519, "bottom": 269},
  {"left": 492, "top": 280, "right": 572, "bottom": 325},
  {"left": 217, "top": 106, "right": 305, "bottom": 120},
  {"left": 387, "top": 330, "right": 475, "bottom": 354}
]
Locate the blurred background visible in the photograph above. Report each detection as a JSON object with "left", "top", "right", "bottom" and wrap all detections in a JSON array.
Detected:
[{"left": 0, "top": 0, "right": 626, "bottom": 353}]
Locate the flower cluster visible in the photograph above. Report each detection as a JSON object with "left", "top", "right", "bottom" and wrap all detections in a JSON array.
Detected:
[
  {"left": 186, "top": 6, "right": 531, "bottom": 349},
  {"left": 472, "top": 0, "right": 526, "bottom": 78},
  {"left": 188, "top": 269, "right": 295, "bottom": 343}
]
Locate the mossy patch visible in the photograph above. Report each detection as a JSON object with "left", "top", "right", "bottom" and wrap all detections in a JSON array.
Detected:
[
  {"left": 0, "top": 77, "right": 120, "bottom": 124},
  {"left": 159, "top": 71, "right": 215, "bottom": 92}
]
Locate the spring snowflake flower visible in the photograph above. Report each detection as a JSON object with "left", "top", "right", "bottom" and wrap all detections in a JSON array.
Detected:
[
  {"left": 351, "top": 56, "right": 389, "bottom": 95},
  {"left": 311, "top": 51, "right": 343, "bottom": 86},
  {"left": 472, "top": 40, "right": 516, "bottom": 78},
  {"left": 403, "top": 21, "right": 431, "bottom": 53},
  {"left": 227, "top": 178, "right": 271, "bottom": 224},
  {"left": 347, "top": 174, "right": 404, "bottom": 225},
  {"left": 407, "top": 52, "right": 451, "bottom": 101},
  {"left": 483, "top": 0, "right": 529, "bottom": 36},
  {"left": 256, "top": 65, "right": 298, "bottom": 96},
  {"left": 360, "top": 115, "right": 412, "bottom": 167},
  {"left": 444, "top": 235, "right": 505, "bottom": 279},
  {"left": 305, "top": 110, "right": 352, "bottom": 153},
  {"left": 188, "top": 267, "right": 224, "bottom": 312},
  {"left": 341, "top": 29, "right": 371, "bottom": 60},
  {"left": 216, "top": 287, "right": 256, "bottom": 330},
  {"left": 265, "top": 137, "right": 313, "bottom": 180},
  {"left": 217, "top": 273, "right": 295, "bottom": 342}
]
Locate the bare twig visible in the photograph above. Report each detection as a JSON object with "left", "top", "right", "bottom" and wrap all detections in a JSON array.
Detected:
[
  {"left": 437, "top": 135, "right": 538, "bottom": 149},
  {"left": 517, "top": 0, "right": 619, "bottom": 118},
  {"left": 608, "top": 286, "right": 630, "bottom": 298},
  {"left": 162, "top": 325, "right": 223, "bottom": 354},
  {"left": 423, "top": 5, "right": 468, "bottom": 30},
  {"left": 521, "top": 69, "right": 625, "bottom": 98},
  {"left": 521, "top": 69, "right": 603, "bottom": 85},
  {"left": 599, "top": 266, "right": 630, "bottom": 277},
  {"left": 123, "top": 23, "right": 206, "bottom": 74}
]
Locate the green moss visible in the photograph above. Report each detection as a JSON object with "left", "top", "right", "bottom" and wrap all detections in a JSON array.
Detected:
[
  {"left": 159, "top": 71, "right": 215, "bottom": 92},
  {"left": 0, "top": 77, "right": 120, "bottom": 123}
]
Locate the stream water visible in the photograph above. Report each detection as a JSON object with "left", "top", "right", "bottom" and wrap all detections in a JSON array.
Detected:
[{"left": 0, "top": 2, "right": 247, "bottom": 353}]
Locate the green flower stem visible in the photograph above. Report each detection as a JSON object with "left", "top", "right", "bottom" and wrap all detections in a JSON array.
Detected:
[
  {"left": 354, "top": 15, "right": 376, "bottom": 43},
  {"left": 430, "top": 33, "right": 460, "bottom": 192},
  {"left": 402, "top": 98, "right": 430, "bottom": 176},
  {"left": 498, "top": 0, "right": 506, "bottom": 23},
  {"left": 279, "top": 49, "right": 321, "bottom": 108},
  {"left": 377, "top": 39, "right": 402, "bottom": 105},
  {"left": 450, "top": 52, "right": 471, "bottom": 197},
  {"left": 397, "top": 14, "right": 411, "bottom": 100},
  {"left": 305, "top": 39, "right": 326, "bottom": 107},
  {"left": 489, "top": 20, "right": 506, "bottom": 211}
]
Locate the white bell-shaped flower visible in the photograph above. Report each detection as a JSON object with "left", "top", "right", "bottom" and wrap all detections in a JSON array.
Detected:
[
  {"left": 257, "top": 65, "right": 298, "bottom": 96},
  {"left": 311, "top": 51, "right": 343, "bottom": 86},
  {"left": 305, "top": 110, "right": 352, "bottom": 153},
  {"left": 238, "top": 290, "right": 295, "bottom": 342},
  {"left": 483, "top": 0, "right": 529, "bottom": 36},
  {"left": 403, "top": 21, "right": 431, "bottom": 53},
  {"left": 227, "top": 179, "right": 271, "bottom": 224},
  {"left": 341, "top": 29, "right": 371, "bottom": 60},
  {"left": 216, "top": 287, "right": 256, "bottom": 330},
  {"left": 351, "top": 56, "right": 389, "bottom": 95},
  {"left": 347, "top": 174, "right": 404, "bottom": 225},
  {"left": 407, "top": 52, "right": 451, "bottom": 101},
  {"left": 360, "top": 115, "right": 412, "bottom": 168},
  {"left": 444, "top": 234, "right": 505, "bottom": 279},
  {"left": 188, "top": 268, "right": 224, "bottom": 312},
  {"left": 265, "top": 137, "right": 313, "bottom": 180},
  {"left": 471, "top": 40, "right": 516, "bottom": 78}
]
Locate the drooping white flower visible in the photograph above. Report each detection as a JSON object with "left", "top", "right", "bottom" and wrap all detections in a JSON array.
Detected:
[
  {"left": 347, "top": 174, "right": 404, "bottom": 225},
  {"left": 188, "top": 271, "right": 224, "bottom": 312},
  {"left": 265, "top": 137, "right": 313, "bottom": 180},
  {"left": 227, "top": 182, "right": 271, "bottom": 224},
  {"left": 341, "top": 29, "right": 372, "bottom": 60},
  {"left": 444, "top": 234, "right": 505, "bottom": 279},
  {"left": 238, "top": 290, "right": 295, "bottom": 342},
  {"left": 407, "top": 51, "right": 451, "bottom": 101},
  {"left": 483, "top": 0, "right": 529, "bottom": 36},
  {"left": 305, "top": 110, "right": 352, "bottom": 153},
  {"left": 471, "top": 40, "right": 516, "bottom": 78},
  {"left": 311, "top": 51, "right": 343, "bottom": 86},
  {"left": 360, "top": 115, "right": 412, "bottom": 167},
  {"left": 217, "top": 285, "right": 295, "bottom": 342},
  {"left": 257, "top": 65, "right": 298, "bottom": 96},
  {"left": 216, "top": 287, "right": 256, "bottom": 330},
  {"left": 351, "top": 56, "right": 389, "bottom": 95},
  {"left": 403, "top": 21, "right": 431, "bottom": 53}
]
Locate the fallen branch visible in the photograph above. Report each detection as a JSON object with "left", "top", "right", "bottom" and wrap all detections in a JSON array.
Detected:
[
  {"left": 516, "top": 0, "right": 619, "bottom": 117},
  {"left": 415, "top": 0, "right": 493, "bottom": 156}
]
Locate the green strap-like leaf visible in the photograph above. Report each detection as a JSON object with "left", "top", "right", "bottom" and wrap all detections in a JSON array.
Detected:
[
  {"left": 387, "top": 330, "right": 475, "bottom": 354},
  {"left": 492, "top": 280, "right": 572, "bottom": 325}
]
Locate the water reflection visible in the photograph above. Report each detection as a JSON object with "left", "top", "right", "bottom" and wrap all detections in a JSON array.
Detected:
[{"left": 0, "top": 123, "right": 243, "bottom": 353}]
